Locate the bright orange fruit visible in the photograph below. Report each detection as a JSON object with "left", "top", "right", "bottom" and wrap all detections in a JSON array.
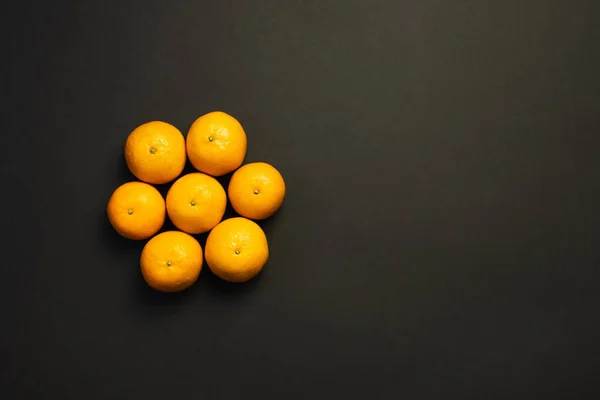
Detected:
[
  {"left": 166, "top": 172, "right": 227, "bottom": 234},
  {"left": 205, "top": 217, "right": 269, "bottom": 283},
  {"left": 125, "top": 121, "right": 186, "bottom": 184},
  {"left": 186, "top": 111, "right": 247, "bottom": 176},
  {"left": 107, "top": 181, "right": 165, "bottom": 240},
  {"left": 140, "top": 231, "right": 203, "bottom": 292},
  {"left": 228, "top": 162, "right": 285, "bottom": 220}
]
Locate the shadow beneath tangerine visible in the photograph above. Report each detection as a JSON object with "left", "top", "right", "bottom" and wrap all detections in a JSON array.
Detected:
[
  {"left": 255, "top": 204, "right": 284, "bottom": 236},
  {"left": 182, "top": 158, "right": 197, "bottom": 175},
  {"left": 198, "top": 266, "right": 262, "bottom": 299},
  {"left": 216, "top": 172, "right": 240, "bottom": 221},
  {"left": 191, "top": 231, "right": 210, "bottom": 249},
  {"left": 100, "top": 209, "right": 146, "bottom": 255},
  {"left": 132, "top": 265, "right": 195, "bottom": 308},
  {"left": 158, "top": 215, "right": 177, "bottom": 233},
  {"left": 222, "top": 200, "right": 239, "bottom": 221},
  {"left": 116, "top": 153, "right": 135, "bottom": 183},
  {"left": 216, "top": 172, "right": 232, "bottom": 189}
]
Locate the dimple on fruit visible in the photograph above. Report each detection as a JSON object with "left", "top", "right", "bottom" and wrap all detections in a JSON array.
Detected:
[
  {"left": 107, "top": 181, "right": 165, "bottom": 240},
  {"left": 125, "top": 121, "right": 186, "bottom": 184},
  {"left": 228, "top": 162, "right": 285, "bottom": 220},
  {"left": 186, "top": 111, "right": 247, "bottom": 177},
  {"left": 166, "top": 172, "right": 227, "bottom": 234},
  {"left": 205, "top": 217, "right": 269, "bottom": 283},
  {"left": 140, "top": 231, "right": 203, "bottom": 293}
]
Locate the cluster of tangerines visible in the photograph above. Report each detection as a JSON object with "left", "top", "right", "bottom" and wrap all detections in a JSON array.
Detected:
[{"left": 107, "top": 111, "right": 285, "bottom": 292}]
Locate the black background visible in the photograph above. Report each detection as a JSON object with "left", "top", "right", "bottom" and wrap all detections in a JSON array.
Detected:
[{"left": 3, "top": 0, "right": 600, "bottom": 398}]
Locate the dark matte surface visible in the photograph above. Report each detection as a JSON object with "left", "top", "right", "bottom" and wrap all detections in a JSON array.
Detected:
[{"left": 3, "top": 0, "right": 600, "bottom": 398}]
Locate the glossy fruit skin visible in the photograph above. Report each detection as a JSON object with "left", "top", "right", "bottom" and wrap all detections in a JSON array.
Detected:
[
  {"left": 166, "top": 173, "right": 227, "bottom": 234},
  {"left": 125, "top": 121, "right": 186, "bottom": 184},
  {"left": 228, "top": 162, "right": 285, "bottom": 220},
  {"left": 205, "top": 217, "right": 269, "bottom": 283},
  {"left": 186, "top": 111, "right": 247, "bottom": 177},
  {"left": 140, "top": 231, "right": 203, "bottom": 293},
  {"left": 107, "top": 181, "right": 165, "bottom": 240}
]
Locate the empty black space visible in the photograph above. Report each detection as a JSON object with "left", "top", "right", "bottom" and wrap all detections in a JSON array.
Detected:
[{"left": 2, "top": 1, "right": 600, "bottom": 399}]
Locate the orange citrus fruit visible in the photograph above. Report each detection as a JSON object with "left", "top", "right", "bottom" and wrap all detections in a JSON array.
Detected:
[
  {"left": 228, "top": 162, "right": 286, "bottom": 220},
  {"left": 140, "top": 231, "right": 203, "bottom": 292},
  {"left": 205, "top": 217, "right": 269, "bottom": 283},
  {"left": 166, "top": 172, "right": 227, "bottom": 234},
  {"left": 186, "top": 111, "right": 247, "bottom": 176},
  {"left": 107, "top": 181, "right": 165, "bottom": 240},
  {"left": 125, "top": 121, "right": 186, "bottom": 184}
]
